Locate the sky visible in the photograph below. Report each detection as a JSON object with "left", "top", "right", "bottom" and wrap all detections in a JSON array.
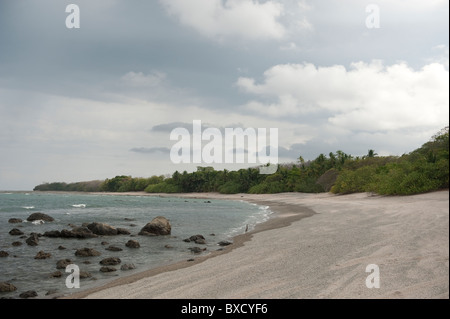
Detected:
[{"left": 0, "top": 0, "right": 448, "bottom": 190}]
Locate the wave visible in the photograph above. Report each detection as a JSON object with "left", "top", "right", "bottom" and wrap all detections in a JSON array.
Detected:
[
  {"left": 71, "top": 204, "right": 86, "bottom": 208},
  {"left": 31, "top": 220, "right": 45, "bottom": 225},
  {"left": 22, "top": 206, "right": 35, "bottom": 210}
]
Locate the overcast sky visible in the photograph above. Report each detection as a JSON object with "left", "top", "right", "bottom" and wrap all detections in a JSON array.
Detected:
[{"left": 0, "top": 0, "right": 448, "bottom": 190}]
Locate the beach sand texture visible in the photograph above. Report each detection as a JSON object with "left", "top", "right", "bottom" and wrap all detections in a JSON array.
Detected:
[{"left": 71, "top": 191, "right": 448, "bottom": 299}]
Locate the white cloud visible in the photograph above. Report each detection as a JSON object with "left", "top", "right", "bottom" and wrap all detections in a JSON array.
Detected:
[
  {"left": 160, "top": 0, "right": 286, "bottom": 40},
  {"left": 121, "top": 71, "right": 167, "bottom": 87},
  {"left": 237, "top": 60, "right": 449, "bottom": 131}
]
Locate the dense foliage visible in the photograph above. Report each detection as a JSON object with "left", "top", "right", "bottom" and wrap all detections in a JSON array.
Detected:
[{"left": 34, "top": 127, "right": 449, "bottom": 196}]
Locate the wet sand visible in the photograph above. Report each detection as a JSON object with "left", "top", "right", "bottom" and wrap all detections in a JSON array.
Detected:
[{"left": 67, "top": 190, "right": 449, "bottom": 299}]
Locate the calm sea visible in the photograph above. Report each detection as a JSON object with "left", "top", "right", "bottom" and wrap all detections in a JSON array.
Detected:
[{"left": 0, "top": 192, "right": 271, "bottom": 298}]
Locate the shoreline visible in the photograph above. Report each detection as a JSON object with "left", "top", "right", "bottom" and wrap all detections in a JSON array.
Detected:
[
  {"left": 64, "top": 192, "right": 316, "bottom": 299},
  {"left": 60, "top": 190, "right": 449, "bottom": 299}
]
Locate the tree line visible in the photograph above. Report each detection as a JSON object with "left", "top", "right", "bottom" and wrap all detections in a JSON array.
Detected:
[{"left": 34, "top": 127, "right": 449, "bottom": 196}]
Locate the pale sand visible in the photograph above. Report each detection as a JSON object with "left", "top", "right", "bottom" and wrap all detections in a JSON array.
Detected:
[{"left": 69, "top": 190, "right": 449, "bottom": 299}]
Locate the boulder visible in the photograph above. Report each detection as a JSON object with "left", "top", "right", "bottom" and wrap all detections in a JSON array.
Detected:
[
  {"left": 12, "top": 242, "right": 22, "bottom": 247},
  {"left": 43, "top": 230, "right": 61, "bottom": 238},
  {"left": 0, "top": 251, "right": 9, "bottom": 257},
  {"left": 9, "top": 228, "right": 24, "bottom": 236},
  {"left": 34, "top": 251, "right": 52, "bottom": 259},
  {"left": 87, "top": 222, "right": 118, "bottom": 236},
  {"left": 27, "top": 212, "right": 54, "bottom": 222},
  {"left": 139, "top": 216, "right": 171, "bottom": 236},
  {"left": 26, "top": 233, "right": 39, "bottom": 246},
  {"left": 125, "top": 240, "right": 140, "bottom": 248},
  {"left": 105, "top": 245, "right": 123, "bottom": 252},
  {"left": 121, "top": 263, "right": 136, "bottom": 271},
  {"left": 8, "top": 218, "right": 22, "bottom": 224},
  {"left": 218, "top": 240, "right": 232, "bottom": 246},
  {"left": 56, "top": 259, "right": 73, "bottom": 269},
  {"left": 50, "top": 271, "right": 62, "bottom": 278},
  {"left": 19, "top": 290, "right": 38, "bottom": 298},
  {"left": 0, "top": 282, "right": 17, "bottom": 292},
  {"left": 80, "top": 271, "right": 92, "bottom": 279},
  {"left": 75, "top": 248, "right": 101, "bottom": 257},
  {"left": 117, "top": 228, "right": 131, "bottom": 235},
  {"left": 99, "top": 257, "right": 121, "bottom": 266},
  {"left": 60, "top": 227, "right": 97, "bottom": 239},
  {"left": 188, "top": 247, "right": 207, "bottom": 254},
  {"left": 100, "top": 266, "right": 117, "bottom": 273}
]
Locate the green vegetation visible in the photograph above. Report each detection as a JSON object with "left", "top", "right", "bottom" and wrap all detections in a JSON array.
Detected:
[{"left": 34, "top": 127, "right": 449, "bottom": 196}]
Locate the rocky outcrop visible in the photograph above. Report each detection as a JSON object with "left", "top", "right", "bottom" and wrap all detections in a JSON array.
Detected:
[
  {"left": 27, "top": 212, "right": 54, "bottom": 222},
  {"left": 75, "top": 248, "right": 101, "bottom": 257},
  {"left": 60, "top": 227, "right": 97, "bottom": 239},
  {"left": 125, "top": 240, "right": 140, "bottom": 248},
  {"left": 139, "top": 216, "right": 171, "bottom": 236},
  {"left": 99, "top": 257, "right": 121, "bottom": 266},
  {"left": 87, "top": 222, "right": 118, "bottom": 236},
  {"left": 43, "top": 230, "right": 61, "bottom": 238}
]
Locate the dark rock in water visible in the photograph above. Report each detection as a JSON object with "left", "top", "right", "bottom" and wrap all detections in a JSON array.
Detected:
[
  {"left": 26, "top": 233, "right": 39, "bottom": 246},
  {"left": 58, "top": 245, "right": 66, "bottom": 250},
  {"left": 184, "top": 234, "right": 206, "bottom": 244},
  {"left": 101, "top": 241, "right": 109, "bottom": 246},
  {"left": 209, "top": 233, "right": 216, "bottom": 236},
  {"left": 46, "top": 289, "right": 59, "bottom": 296},
  {"left": 27, "top": 212, "right": 54, "bottom": 222},
  {"left": 56, "top": 259, "right": 73, "bottom": 269},
  {"left": 117, "top": 228, "right": 131, "bottom": 235},
  {"left": 105, "top": 245, "right": 123, "bottom": 252},
  {"left": 60, "top": 227, "right": 97, "bottom": 239},
  {"left": 99, "top": 257, "right": 121, "bottom": 266},
  {"left": 80, "top": 271, "right": 92, "bottom": 279},
  {"left": 0, "top": 282, "right": 17, "bottom": 292},
  {"left": 43, "top": 230, "right": 61, "bottom": 238},
  {"left": 50, "top": 271, "right": 63, "bottom": 278},
  {"left": 188, "top": 247, "right": 207, "bottom": 254},
  {"left": 75, "top": 248, "right": 101, "bottom": 257},
  {"left": 121, "top": 263, "right": 136, "bottom": 271},
  {"left": 100, "top": 266, "right": 117, "bottom": 273},
  {"left": 204, "top": 200, "right": 211, "bottom": 203},
  {"left": 12, "top": 242, "right": 22, "bottom": 247},
  {"left": 19, "top": 290, "right": 38, "bottom": 298},
  {"left": 218, "top": 240, "right": 232, "bottom": 246},
  {"left": 187, "top": 258, "right": 195, "bottom": 262},
  {"left": 34, "top": 251, "right": 52, "bottom": 259},
  {"left": 124, "top": 218, "right": 135, "bottom": 221},
  {"left": 87, "top": 222, "right": 118, "bottom": 236},
  {"left": 164, "top": 244, "right": 174, "bottom": 249},
  {"left": 9, "top": 228, "right": 24, "bottom": 236},
  {"left": 0, "top": 251, "right": 9, "bottom": 257},
  {"left": 139, "top": 216, "right": 171, "bottom": 236},
  {"left": 125, "top": 240, "right": 140, "bottom": 248},
  {"left": 8, "top": 218, "right": 22, "bottom": 224}
]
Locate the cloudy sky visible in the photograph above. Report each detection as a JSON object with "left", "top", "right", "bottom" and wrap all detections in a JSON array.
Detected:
[{"left": 0, "top": 0, "right": 448, "bottom": 190}]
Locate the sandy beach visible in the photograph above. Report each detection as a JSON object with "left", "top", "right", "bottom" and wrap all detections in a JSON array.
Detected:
[{"left": 68, "top": 190, "right": 449, "bottom": 299}]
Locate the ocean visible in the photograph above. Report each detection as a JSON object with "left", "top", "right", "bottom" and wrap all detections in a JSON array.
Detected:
[{"left": 0, "top": 192, "right": 271, "bottom": 298}]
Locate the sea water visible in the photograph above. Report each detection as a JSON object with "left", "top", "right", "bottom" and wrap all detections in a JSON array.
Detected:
[{"left": 0, "top": 192, "right": 271, "bottom": 298}]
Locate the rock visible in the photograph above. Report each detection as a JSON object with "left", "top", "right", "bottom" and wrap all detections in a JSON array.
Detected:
[
  {"left": 139, "top": 216, "right": 171, "bottom": 236},
  {"left": 35, "top": 251, "right": 52, "bottom": 259},
  {"left": 184, "top": 234, "right": 206, "bottom": 244},
  {"left": 124, "top": 218, "right": 135, "bottom": 221},
  {"left": 43, "top": 230, "right": 61, "bottom": 238},
  {"left": 0, "top": 282, "right": 17, "bottom": 292},
  {"left": 125, "top": 240, "right": 140, "bottom": 248},
  {"left": 0, "top": 251, "right": 9, "bottom": 257},
  {"left": 9, "top": 228, "right": 24, "bottom": 236},
  {"left": 56, "top": 259, "right": 73, "bottom": 269},
  {"left": 58, "top": 245, "right": 66, "bottom": 250},
  {"left": 218, "top": 240, "right": 232, "bottom": 246},
  {"left": 188, "top": 247, "right": 207, "bottom": 254},
  {"left": 12, "top": 242, "right": 22, "bottom": 247},
  {"left": 105, "top": 245, "right": 123, "bottom": 252},
  {"left": 46, "top": 289, "right": 59, "bottom": 296},
  {"left": 60, "top": 227, "right": 97, "bottom": 239},
  {"left": 100, "top": 266, "right": 117, "bottom": 272},
  {"left": 99, "top": 257, "right": 121, "bottom": 266},
  {"left": 50, "top": 271, "right": 63, "bottom": 278},
  {"left": 87, "top": 222, "right": 118, "bottom": 236},
  {"left": 8, "top": 218, "right": 22, "bottom": 224},
  {"left": 117, "top": 228, "right": 131, "bottom": 235},
  {"left": 80, "top": 271, "right": 92, "bottom": 279},
  {"left": 120, "top": 263, "right": 136, "bottom": 271},
  {"left": 75, "top": 248, "right": 101, "bottom": 257},
  {"left": 27, "top": 212, "right": 54, "bottom": 222},
  {"left": 26, "top": 233, "right": 39, "bottom": 246},
  {"left": 101, "top": 241, "right": 109, "bottom": 245},
  {"left": 19, "top": 290, "right": 38, "bottom": 298},
  {"left": 164, "top": 244, "right": 174, "bottom": 249}
]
